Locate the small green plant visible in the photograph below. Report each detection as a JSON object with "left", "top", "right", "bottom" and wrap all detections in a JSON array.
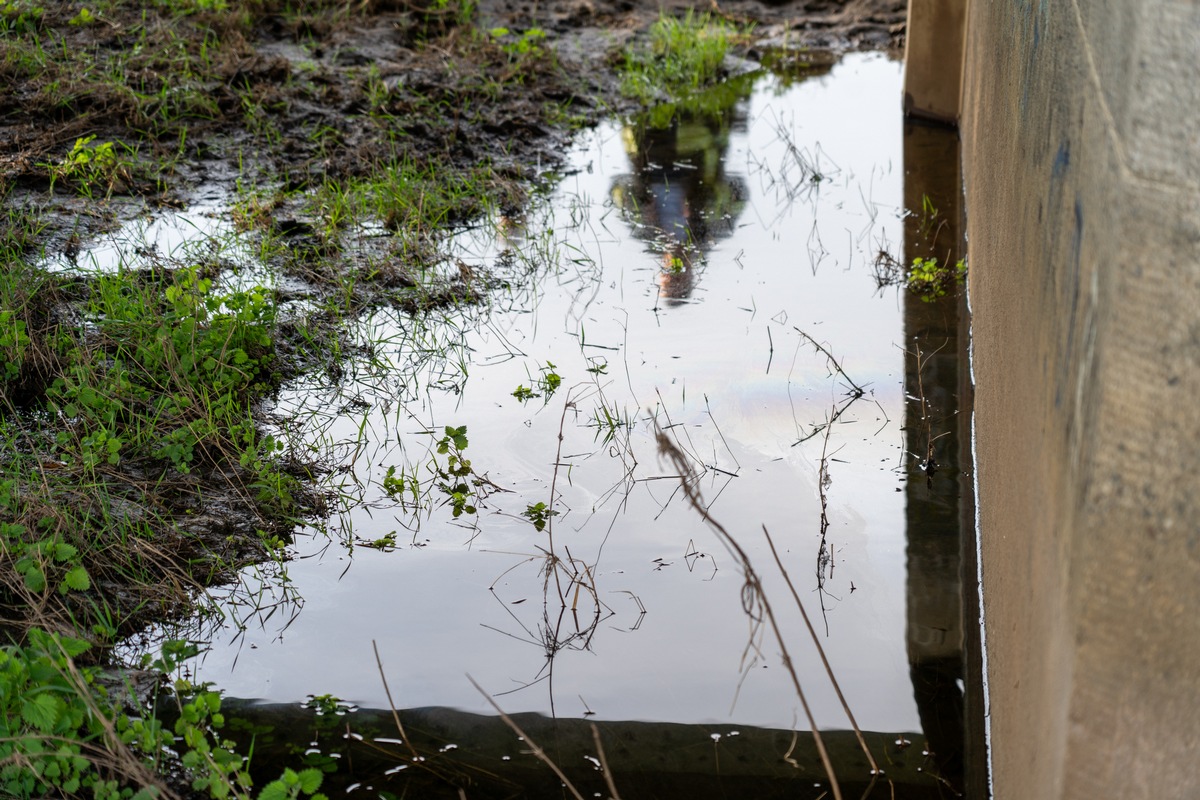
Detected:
[
  {"left": 907, "top": 256, "right": 967, "bottom": 302},
  {"left": 434, "top": 425, "right": 477, "bottom": 518},
  {"left": 363, "top": 531, "right": 398, "bottom": 550},
  {"left": 256, "top": 768, "right": 327, "bottom": 800},
  {"left": 489, "top": 26, "right": 547, "bottom": 58},
  {"left": 0, "top": 631, "right": 328, "bottom": 800},
  {"left": 521, "top": 501, "right": 558, "bottom": 533},
  {"left": 540, "top": 362, "right": 562, "bottom": 395},
  {"left": 2, "top": 520, "right": 92, "bottom": 595},
  {"left": 302, "top": 694, "right": 353, "bottom": 716},
  {"left": 0, "top": 310, "right": 31, "bottom": 382},
  {"left": 512, "top": 362, "right": 563, "bottom": 403},
  {"left": 0, "top": 0, "right": 43, "bottom": 33},
  {"left": 621, "top": 11, "right": 734, "bottom": 104},
  {"left": 67, "top": 6, "right": 95, "bottom": 25},
  {"left": 44, "top": 136, "right": 135, "bottom": 197},
  {"left": 382, "top": 464, "right": 420, "bottom": 504}
]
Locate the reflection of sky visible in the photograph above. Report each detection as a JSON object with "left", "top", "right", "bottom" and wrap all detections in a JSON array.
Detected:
[
  {"left": 41, "top": 191, "right": 244, "bottom": 274},
  {"left": 189, "top": 54, "right": 915, "bottom": 732}
]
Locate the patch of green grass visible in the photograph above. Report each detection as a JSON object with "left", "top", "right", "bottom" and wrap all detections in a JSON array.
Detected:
[
  {"left": 0, "top": 0, "right": 44, "bottom": 34},
  {"left": 48, "top": 265, "right": 278, "bottom": 474},
  {"left": 366, "top": 158, "right": 499, "bottom": 234},
  {"left": 488, "top": 25, "right": 547, "bottom": 59},
  {"left": 0, "top": 255, "right": 310, "bottom": 642},
  {"left": 42, "top": 136, "right": 138, "bottom": 198},
  {"left": 151, "top": 0, "right": 229, "bottom": 14},
  {"left": 620, "top": 11, "right": 735, "bottom": 104},
  {"left": 0, "top": 630, "right": 330, "bottom": 799}
]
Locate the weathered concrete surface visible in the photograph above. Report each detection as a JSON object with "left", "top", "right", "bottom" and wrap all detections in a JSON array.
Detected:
[{"left": 959, "top": 0, "right": 1200, "bottom": 797}]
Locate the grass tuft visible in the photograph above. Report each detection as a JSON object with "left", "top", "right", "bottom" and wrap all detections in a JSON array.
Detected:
[{"left": 620, "top": 11, "right": 735, "bottom": 104}]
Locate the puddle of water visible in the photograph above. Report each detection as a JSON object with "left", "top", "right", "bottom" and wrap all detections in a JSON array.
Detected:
[
  {"left": 176, "top": 52, "right": 931, "bottom": 740},
  {"left": 41, "top": 187, "right": 244, "bottom": 274}
]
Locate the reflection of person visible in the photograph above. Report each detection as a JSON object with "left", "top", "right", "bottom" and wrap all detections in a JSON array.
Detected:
[{"left": 610, "top": 88, "right": 751, "bottom": 304}]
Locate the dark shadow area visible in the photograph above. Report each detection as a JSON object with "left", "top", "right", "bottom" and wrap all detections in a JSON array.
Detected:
[
  {"left": 901, "top": 117, "right": 987, "bottom": 798},
  {"left": 212, "top": 701, "right": 955, "bottom": 799}
]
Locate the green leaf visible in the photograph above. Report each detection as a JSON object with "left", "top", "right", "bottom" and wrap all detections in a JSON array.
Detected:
[
  {"left": 1, "top": 522, "right": 26, "bottom": 538},
  {"left": 63, "top": 566, "right": 90, "bottom": 592},
  {"left": 53, "top": 542, "right": 79, "bottom": 562},
  {"left": 297, "top": 768, "right": 323, "bottom": 794},
  {"left": 22, "top": 565, "right": 46, "bottom": 593},
  {"left": 57, "top": 635, "right": 90, "bottom": 659},
  {"left": 257, "top": 781, "right": 289, "bottom": 800},
  {"left": 21, "top": 693, "right": 64, "bottom": 731}
]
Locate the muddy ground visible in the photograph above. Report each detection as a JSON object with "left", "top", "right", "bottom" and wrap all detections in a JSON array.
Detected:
[{"left": 2, "top": 0, "right": 905, "bottom": 196}]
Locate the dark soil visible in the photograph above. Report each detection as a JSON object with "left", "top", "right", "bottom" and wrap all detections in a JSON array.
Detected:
[{"left": 1, "top": 0, "right": 904, "bottom": 198}]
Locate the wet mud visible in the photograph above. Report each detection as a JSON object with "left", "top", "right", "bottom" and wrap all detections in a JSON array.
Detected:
[{"left": 2, "top": 0, "right": 904, "bottom": 196}]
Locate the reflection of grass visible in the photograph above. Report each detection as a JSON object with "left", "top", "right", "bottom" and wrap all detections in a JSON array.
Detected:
[
  {"left": 906, "top": 256, "right": 967, "bottom": 302},
  {"left": 872, "top": 250, "right": 967, "bottom": 302},
  {"left": 637, "top": 69, "right": 756, "bottom": 130},
  {"left": 621, "top": 11, "right": 736, "bottom": 104}
]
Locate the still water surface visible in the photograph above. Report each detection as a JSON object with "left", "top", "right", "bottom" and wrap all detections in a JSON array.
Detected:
[{"left": 183, "top": 53, "right": 941, "bottom": 742}]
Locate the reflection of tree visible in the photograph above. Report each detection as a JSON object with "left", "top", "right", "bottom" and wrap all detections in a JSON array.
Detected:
[{"left": 610, "top": 83, "right": 752, "bottom": 305}]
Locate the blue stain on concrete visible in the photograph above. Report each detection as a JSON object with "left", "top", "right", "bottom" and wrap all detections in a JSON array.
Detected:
[
  {"left": 1052, "top": 140, "right": 1070, "bottom": 179},
  {"left": 1056, "top": 198, "right": 1085, "bottom": 409}
]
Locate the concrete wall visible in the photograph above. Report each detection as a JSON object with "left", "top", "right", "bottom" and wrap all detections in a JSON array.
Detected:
[{"left": 958, "top": 0, "right": 1200, "bottom": 797}]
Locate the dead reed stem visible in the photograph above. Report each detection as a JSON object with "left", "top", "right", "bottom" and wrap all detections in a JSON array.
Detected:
[
  {"left": 590, "top": 723, "right": 623, "bottom": 800},
  {"left": 761, "top": 527, "right": 879, "bottom": 776},
  {"left": 654, "top": 424, "right": 845, "bottom": 800},
  {"left": 372, "top": 639, "right": 422, "bottom": 763},
  {"left": 794, "top": 327, "right": 865, "bottom": 397}
]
